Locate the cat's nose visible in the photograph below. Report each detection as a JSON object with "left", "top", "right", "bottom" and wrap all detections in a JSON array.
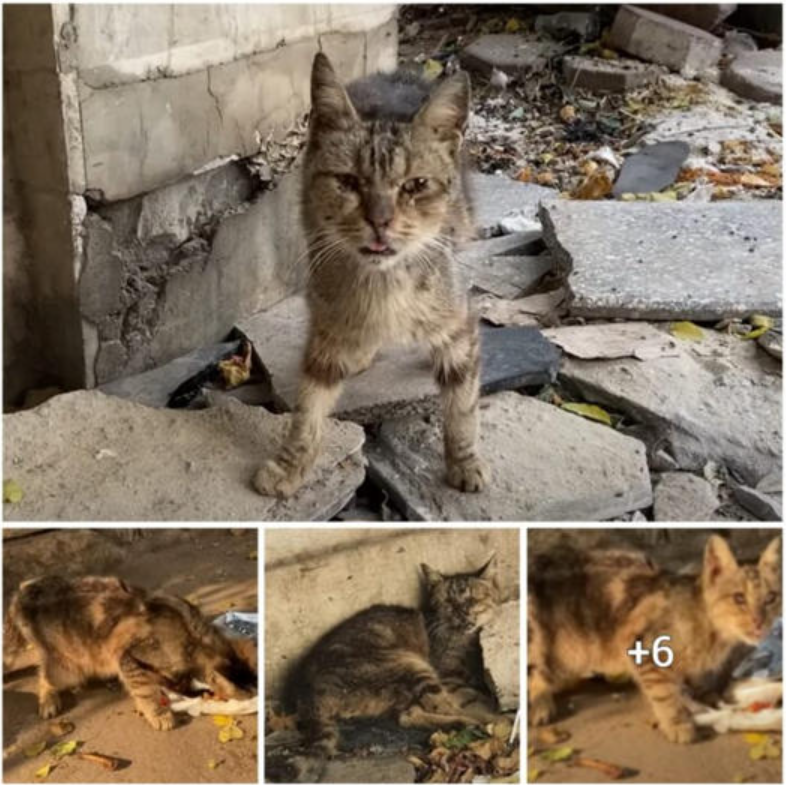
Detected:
[{"left": 365, "top": 197, "right": 394, "bottom": 238}]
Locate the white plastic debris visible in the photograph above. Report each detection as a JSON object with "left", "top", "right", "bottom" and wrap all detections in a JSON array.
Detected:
[{"left": 166, "top": 688, "right": 258, "bottom": 717}]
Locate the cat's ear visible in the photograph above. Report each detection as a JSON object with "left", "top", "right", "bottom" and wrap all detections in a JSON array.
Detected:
[
  {"left": 310, "top": 52, "right": 358, "bottom": 131},
  {"left": 421, "top": 563, "right": 443, "bottom": 589},
  {"left": 758, "top": 536, "right": 782, "bottom": 579},
  {"left": 703, "top": 535, "right": 738, "bottom": 583},
  {"left": 474, "top": 553, "right": 497, "bottom": 580},
  {"left": 413, "top": 72, "right": 471, "bottom": 143}
]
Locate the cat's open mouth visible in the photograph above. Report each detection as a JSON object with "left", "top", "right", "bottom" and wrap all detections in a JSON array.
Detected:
[{"left": 360, "top": 245, "right": 397, "bottom": 258}]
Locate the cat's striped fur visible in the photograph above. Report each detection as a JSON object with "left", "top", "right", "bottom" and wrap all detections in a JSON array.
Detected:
[
  {"left": 528, "top": 536, "right": 781, "bottom": 743},
  {"left": 4, "top": 576, "right": 257, "bottom": 730},
  {"left": 254, "top": 53, "right": 488, "bottom": 499}
]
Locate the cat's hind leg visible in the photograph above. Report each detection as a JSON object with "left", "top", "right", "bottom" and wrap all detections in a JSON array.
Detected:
[
  {"left": 429, "top": 312, "right": 490, "bottom": 493},
  {"left": 118, "top": 652, "right": 175, "bottom": 730}
]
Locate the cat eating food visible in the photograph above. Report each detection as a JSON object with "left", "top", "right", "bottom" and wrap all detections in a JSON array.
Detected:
[
  {"left": 528, "top": 535, "right": 781, "bottom": 743},
  {"left": 4, "top": 576, "right": 257, "bottom": 730},
  {"left": 289, "top": 556, "right": 503, "bottom": 756},
  {"left": 254, "top": 53, "right": 489, "bottom": 499}
]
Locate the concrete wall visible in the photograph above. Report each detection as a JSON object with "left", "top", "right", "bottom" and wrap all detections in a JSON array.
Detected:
[
  {"left": 4, "top": 4, "right": 398, "bottom": 397},
  {"left": 265, "top": 528, "right": 520, "bottom": 697}
]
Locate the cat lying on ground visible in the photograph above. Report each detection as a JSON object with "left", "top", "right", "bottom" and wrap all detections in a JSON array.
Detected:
[{"left": 4, "top": 575, "right": 257, "bottom": 729}]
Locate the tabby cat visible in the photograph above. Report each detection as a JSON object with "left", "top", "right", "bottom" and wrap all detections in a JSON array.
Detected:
[
  {"left": 254, "top": 52, "right": 489, "bottom": 499},
  {"left": 4, "top": 576, "right": 257, "bottom": 730},
  {"left": 528, "top": 535, "right": 781, "bottom": 743},
  {"left": 290, "top": 556, "right": 502, "bottom": 756}
]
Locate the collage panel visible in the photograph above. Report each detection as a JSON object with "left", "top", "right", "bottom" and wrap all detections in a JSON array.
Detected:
[
  {"left": 527, "top": 527, "right": 783, "bottom": 784},
  {"left": 2, "top": 527, "right": 259, "bottom": 784},
  {"left": 264, "top": 527, "right": 520, "bottom": 783}
]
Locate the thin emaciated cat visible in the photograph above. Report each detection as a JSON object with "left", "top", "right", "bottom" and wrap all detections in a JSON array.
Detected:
[
  {"left": 4, "top": 576, "right": 257, "bottom": 730},
  {"left": 255, "top": 53, "right": 489, "bottom": 499},
  {"left": 289, "top": 556, "right": 503, "bottom": 756},
  {"left": 528, "top": 535, "right": 781, "bottom": 743}
]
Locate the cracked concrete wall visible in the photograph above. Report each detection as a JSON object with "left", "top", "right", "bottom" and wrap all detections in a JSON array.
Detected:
[
  {"left": 265, "top": 528, "right": 520, "bottom": 698},
  {"left": 4, "top": 4, "right": 398, "bottom": 392}
]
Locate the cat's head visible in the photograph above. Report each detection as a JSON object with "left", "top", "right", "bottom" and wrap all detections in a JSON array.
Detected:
[
  {"left": 702, "top": 535, "right": 781, "bottom": 645},
  {"left": 302, "top": 53, "right": 470, "bottom": 272},
  {"left": 421, "top": 554, "right": 500, "bottom": 632}
]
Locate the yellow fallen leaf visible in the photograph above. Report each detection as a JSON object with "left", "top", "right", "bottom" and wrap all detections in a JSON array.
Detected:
[
  {"left": 422, "top": 59, "right": 444, "bottom": 81},
  {"left": 35, "top": 764, "right": 55, "bottom": 780},
  {"left": 247, "top": 550, "right": 258, "bottom": 561},
  {"left": 742, "top": 327, "right": 769, "bottom": 340},
  {"left": 600, "top": 48, "right": 618, "bottom": 59},
  {"left": 218, "top": 723, "right": 244, "bottom": 743},
  {"left": 207, "top": 758, "right": 221, "bottom": 770},
  {"left": 528, "top": 768, "right": 541, "bottom": 782},
  {"left": 559, "top": 105, "right": 577, "bottom": 124},
  {"left": 670, "top": 321, "right": 704, "bottom": 341},
  {"left": 561, "top": 402, "right": 612, "bottom": 426},
  {"left": 505, "top": 18, "right": 521, "bottom": 33},
  {"left": 537, "top": 171, "right": 556, "bottom": 186},
  {"left": 540, "top": 745, "right": 574, "bottom": 762},
  {"left": 750, "top": 314, "right": 775, "bottom": 329},
  {"left": 3, "top": 479, "right": 23, "bottom": 503},
  {"left": 212, "top": 715, "right": 234, "bottom": 727},
  {"left": 24, "top": 742, "right": 47, "bottom": 758},
  {"left": 50, "top": 740, "right": 79, "bottom": 758},
  {"left": 572, "top": 169, "right": 613, "bottom": 200}
]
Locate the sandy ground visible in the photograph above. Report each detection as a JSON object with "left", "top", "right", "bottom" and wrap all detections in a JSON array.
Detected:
[
  {"left": 529, "top": 681, "right": 781, "bottom": 783},
  {"left": 3, "top": 530, "right": 259, "bottom": 783}
]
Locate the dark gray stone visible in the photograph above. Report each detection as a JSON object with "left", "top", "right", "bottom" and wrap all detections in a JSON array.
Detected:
[
  {"left": 540, "top": 200, "right": 782, "bottom": 320},
  {"left": 731, "top": 484, "right": 783, "bottom": 521},
  {"left": 366, "top": 391, "right": 652, "bottom": 521},
  {"left": 239, "top": 297, "right": 560, "bottom": 426},
  {"left": 80, "top": 213, "right": 124, "bottom": 321},
  {"left": 460, "top": 34, "right": 563, "bottom": 77},
  {"left": 535, "top": 11, "right": 600, "bottom": 41},
  {"left": 610, "top": 5, "right": 723, "bottom": 76},
  {"left": 563, "top": 55, "right": 663, "bottom": 93},
  {"left": 613, "top": 142, "right": 690, "bottom": 196},
  {"left": 721, "top": 50, "right": 782, "bottom": 104}
]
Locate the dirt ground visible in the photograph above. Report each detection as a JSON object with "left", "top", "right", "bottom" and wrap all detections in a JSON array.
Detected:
[
  {"left": 3, "top": 529, "right": 258, "bottom": 784},
  {"left": 529, "top": 681, "right": 782, "bottom": 783}
]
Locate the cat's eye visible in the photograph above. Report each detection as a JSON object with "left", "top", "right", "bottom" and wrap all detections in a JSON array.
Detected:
[
  {"left": 764, "top": 591, "right": 778, "bottom": 604},
  {"left": 335, "top": 173, "right": 360, "bottom": 192},
  {"left": 733, "top": 592, "right": 746, "bottom": 605},
  {"left": 402, "top": 177, "right": 429, "bottom": 195}
]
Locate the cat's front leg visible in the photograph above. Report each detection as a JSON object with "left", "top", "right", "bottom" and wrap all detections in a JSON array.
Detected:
[
  {"left": 254, "top": 339, "right": 346, "bottom": 499},
  {"left": 430, "top": 313, "right": 490, "bottom": 493},
  {"left": 37, "top": 667, "right": 63, "bottom": 719},
  {"left": 118, "top": 652, "right": 175, "bottom": 730},
  {"left": 635, "top": 660, "right": 696, "bottom": 743}
]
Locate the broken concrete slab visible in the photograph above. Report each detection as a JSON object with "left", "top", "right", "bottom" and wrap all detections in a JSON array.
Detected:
[
  {"left": 731, "top": 484, "right": 783, "bottom": 521},
  {"left": 469, "top": 172, "right": 553, "bottom": 237},
  {"left": 609, "top": 4, "right": 723, "bottom": 76},
  {"left": 461, "top": 251, "right": 553, "bottom": 299},
  {"left": 481, "top": 600, "right": 520, "bottom": 712},
  {"left": 644, "top": 4, "right": 737, "bottom": 31},
  {"left": 366, "top": 391, "right": 652, "bottom": 521},
  {"left": 559, "top": 331, "right": 782, "bottom": 486},
  {"left": 2, "top": 390, "right": 365, "bottom": 521},
  {"left": 563, "top": 55, "right": 663, "bottom": 93},
  {"left": 543, "top": 323, "right": 680, "bottom": 361},
  {"left": 653, "top": 472, "right": 720, "bottom": 521},
  {"left": 459, "top": 34, "right": 562, "bottom": 77},
  {"left": 476, "top": 289, "right": 566, "bottom": 327},
  {"left": 612, "top": 141, "right": 690, "bottom": 197},
  {"left": 319, "top": 757, "right": 415, "bottom": 784},
  {"left": 721, "top": 50, "right": 782, "bottom": 104},
  {"left": 535, "top": 11, "right": 600, "bottom": 41},
  {"left": 540, "top": 200, "right": 782, "bottom": 320},
  {"left": 239, "top": 297, "right": 560, "bottom": 424}
]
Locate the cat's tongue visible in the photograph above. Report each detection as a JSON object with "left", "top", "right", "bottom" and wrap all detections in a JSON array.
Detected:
[{"left": 366, "top": 240, "right": 389, "bottom": 253}]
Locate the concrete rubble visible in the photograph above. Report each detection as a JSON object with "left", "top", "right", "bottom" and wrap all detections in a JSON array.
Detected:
[
  {"left": 563, "top": 55, "right": 664, "bottom": 93},
  {"left": 653, "top": 472, "right": 720, "bottom": 521},
  {"left": 560, "top": 331, "right": 782, "bottom": 487},
  {"left": 459, "top": 34, "right": 562, "bottom": 77},
  {"left": 721, "top": 50, "right": 783, "bottom": 104},
  {"left": 731, "top": 484, "right": 783, "bottom": 522},
  {"left": 480, "top": 600, "right": 520, "bottom": 711},
  {"left": 609, "top": 5, "right": 723, "bottom": 77},
  {"left": 644, "top": 4, "right": 737, "bottom": 32},
  {"left": 3, "top": 390, "right": 365, "bottom": 521},
  {"left": 367, "top": 391, "right": 652, "bottom": 522},
  {"left": 540, "top": 200, "right": 782, "bottom": 320}
]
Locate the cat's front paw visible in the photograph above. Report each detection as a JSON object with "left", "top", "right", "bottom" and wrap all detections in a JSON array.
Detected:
[
  {"left": 446, "top": 455, "right": 490, "bottom": 493},
  {"left": 38, "top": 692, "right": 62, "bottom": 720},
  {"left": 529, "top": 695, "right": 556, "bottom": 726},
  {"left": 143, "top": 708, "right": 175, "bottom": 731},
  {"left": 253, "top": 460, "right": 305, "bottom": 499},
  {"left": 660, "top": 718, "right": 696, "bottom": 744}
]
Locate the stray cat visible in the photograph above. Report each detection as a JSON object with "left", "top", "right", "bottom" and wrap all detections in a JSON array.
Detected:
[
  {"left": 254, "top": 53, "right": 489, "bottom": 499},
  {"left": 290, "top": 556, "right": 502, "bottom": 756},
  {"left": 528, "top": 535, "right": 781, "bottom": 743},
  {"left": 4, "top": 576, "right": 257, "bottom": 730}
]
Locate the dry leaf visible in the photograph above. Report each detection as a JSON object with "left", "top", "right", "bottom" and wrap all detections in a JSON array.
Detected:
[
  {"left": 516, "top": 167, "right": 535, "bottom": 183},
  {"left": 536, "top": 171, "right": 556, "bottom": 186},
  {"left": 3, "top": 479, "right": 23, "bottom": 503},
  {"left": 561, "top": 402, "right": 613, "bottom": 426},
  {"left": 572, "top": 169, "right": 613, "bottom": 200},
  {"left": 35, "top": 764, "right": 55, "bottom": 780},
  {"left": 528, "top": 768, "right": 541, "bottom": 782},
  {"left": 50, "top": 740, "right": 79, "bottom": 758},
  {"left": 212, "top": 715, "right": 234, "bottom": 727},
  {"left": 218, "top": 723, "right": 244, "bottom": 743},
  {"left": 670, "top": 321, "right": 704, "bottom": 341},
  {"left": 24, "top": 742, "right": 47, "bottom": 759},
  {"left": 559, "top": 105, "right": 577, "bottom": 124},
  {"left": 540, "top": 745, "right": 574, "bottom": 762},
  {"left": 504, "top": 18, "right": 521, "bottom": 33},
  {"left": 266, "top": 709, "right": 297, "bottom": 732},
  {"left": 422, "top": 59, "right": 444, "bottom": 81}
]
